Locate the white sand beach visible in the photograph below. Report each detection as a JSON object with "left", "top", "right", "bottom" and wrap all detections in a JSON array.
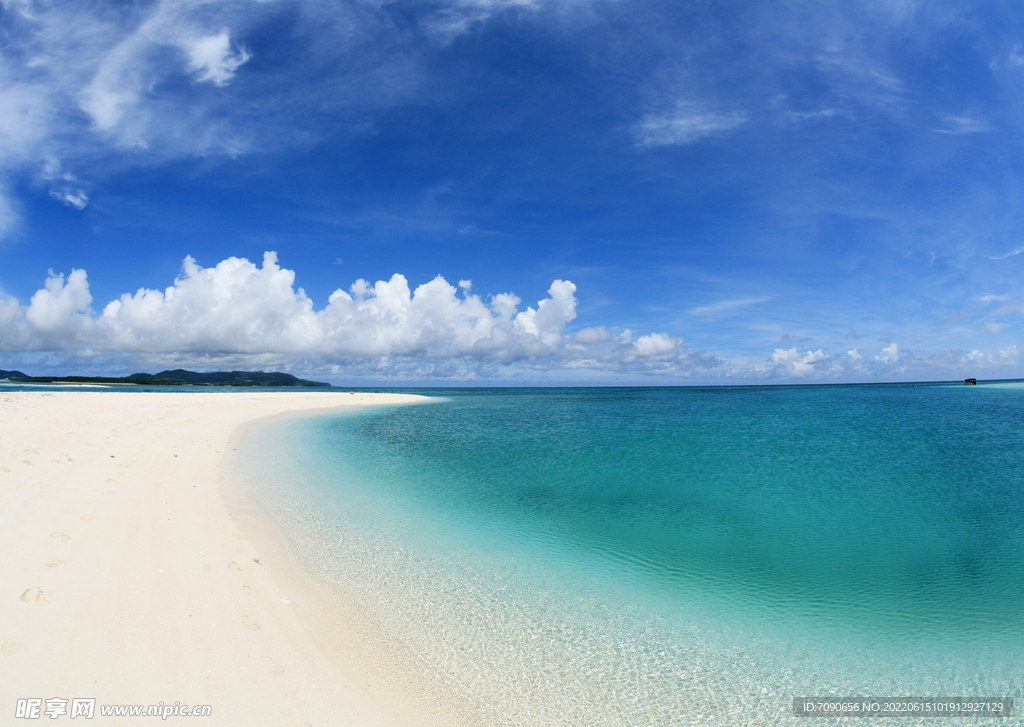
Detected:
[{"left": 0, "top": 390, "right": 428, "bottom": 726}]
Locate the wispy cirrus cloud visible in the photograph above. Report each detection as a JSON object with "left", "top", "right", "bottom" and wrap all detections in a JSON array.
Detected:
[
  {"left": 48, "top": 189, "right": 89, "bottom": 210},
  {"left": 989, "top": 245, "right": 1024, "bottom": 260},
  {"left": 0, "top": 0, "right": 260, "bottom": 228},
  {"left": 0, "top": 0, "right": 431, "bottom": 231},
  {"left": 688, "top": 296, "right": 771, "bottom": 316},
  {"left": 933, "top": 115, "right": 991, "bottom": 135},
  {"left": 634, "top": 108, "right": 746, "bottom": 147}
]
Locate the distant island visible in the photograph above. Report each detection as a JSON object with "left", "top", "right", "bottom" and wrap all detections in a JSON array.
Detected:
[{"left": 7, "top": 369, "right": 331, "bottom": 387}]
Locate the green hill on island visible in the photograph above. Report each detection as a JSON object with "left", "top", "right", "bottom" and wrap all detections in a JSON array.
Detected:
[
  {"left": 10, "top": 369, "right": 331, "bottom": 387},
  {"left": 131, "top": 370, "right": 331, "bottom": 387}
]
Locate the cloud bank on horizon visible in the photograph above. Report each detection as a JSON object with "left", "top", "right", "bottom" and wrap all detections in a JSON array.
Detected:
[
  {"left": 2, "top": 0, "right": 1024, "bottom": 382},
  {"left": 1, "top": 253, "right": 1017, "bottom": 382}
]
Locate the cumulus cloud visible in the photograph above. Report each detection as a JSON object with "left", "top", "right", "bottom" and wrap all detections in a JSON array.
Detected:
[
  {"left": 874, "top": 341, "right": 898, "bottom": 365},
  {"left": 0, "top": 252, "right": 583, "bottom": 362},
  {"left": 0, "top": 252, "right": 737, "bottom": 379},
  {"left": 1, "top": 258, "right": 1021, "bottom": 383},
  {"left": 633, "top": 332, "right": 678, "bottom": 357},
  {"left": 744, "top": 341, "right": 1015, "bottom": 383},
  {"left": 756, "top": 347, "right": 842, "bottom": 378}
]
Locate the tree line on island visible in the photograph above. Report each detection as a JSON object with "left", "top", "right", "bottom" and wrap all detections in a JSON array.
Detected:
[{"left": 0, "top": 369, "right": 331, "bottom": 387}]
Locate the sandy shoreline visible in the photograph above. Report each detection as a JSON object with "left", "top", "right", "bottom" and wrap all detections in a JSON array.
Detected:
[{"left": 0, "top": 390, "right": 426, "bottom": 726}]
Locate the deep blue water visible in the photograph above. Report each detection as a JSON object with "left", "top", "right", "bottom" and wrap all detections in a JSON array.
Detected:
[{"left": 240, "top": 383, "right": 1024, "bottom": 726}]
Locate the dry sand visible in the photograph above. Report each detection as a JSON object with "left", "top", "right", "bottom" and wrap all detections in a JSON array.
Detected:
[{"left": 0, "top": 390, "right": 428, "bottom": 726}]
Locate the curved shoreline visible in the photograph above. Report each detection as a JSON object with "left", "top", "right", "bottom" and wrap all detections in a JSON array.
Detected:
[
  {"left": 0, "top": 390, "right": 425, "bottom": 726},
  {"left": 222, "top": 399, "right": 496, "bottom": 727}
]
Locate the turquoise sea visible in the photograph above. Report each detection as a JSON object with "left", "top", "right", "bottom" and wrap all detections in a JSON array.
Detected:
[{"left": 238, "top": 383, "right": 1024, "bottom": 726}]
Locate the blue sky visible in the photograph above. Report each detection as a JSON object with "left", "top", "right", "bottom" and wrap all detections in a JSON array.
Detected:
[{"left": 1, "top": 0, "right": 1023, "bottom": 383}]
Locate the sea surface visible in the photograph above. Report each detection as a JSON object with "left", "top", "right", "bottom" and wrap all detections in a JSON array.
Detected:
[{"left": 237, "top": 383, "right": 1024, "bottom": 726}]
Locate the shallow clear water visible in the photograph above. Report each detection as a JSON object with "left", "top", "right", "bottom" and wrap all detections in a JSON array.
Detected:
[{"left": 240, "top": 384, "right": 1024, "bottom": 725}]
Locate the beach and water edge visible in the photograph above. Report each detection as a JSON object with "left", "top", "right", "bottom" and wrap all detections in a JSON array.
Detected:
[
  {"left": 2, "top": 384, "right": 1023, "bottom": 726},
  {"left": 232, "top": 384, "right": 1024, "bottom": 727}
]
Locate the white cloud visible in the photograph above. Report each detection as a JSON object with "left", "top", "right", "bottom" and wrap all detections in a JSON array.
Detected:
[
  {"left": 0, "top": 0, "right": 264, "bottom": 224},
  {"left": 633, "top": 332, "right": 679, "bottom": 358},
  {"left": 989, "top": 246, "right": 1024, "bottom": 260},
  {"left": 989, "top": 301, "right": 1024, "bottom": 316},
  {"left": 0, "top": 79, "right": 51, "bottom": 166},
  {"left": 810, "top": 51, "right": 906, "bottom": 111},
  {"left": 0, "top": 252, "right": 726, "bottom": 379},
  {"left": 933, "top": 115, "right": 991, "bottom": 135},
  {"left": 74, "top": 3, "right": 253, "bottom": 140},
  {"left": 757, "top": 347, "right": 841, "bottom": 378},
  {"left": 48, "top": 189, "right": 89, "bottom": 210},
  {"left": 994, "top": 44, "right": 1024, "bottom": 73},
  {"left": 185, "top": 29, "right": 251, "bottom": 86},
  {"left": 742, "top": 340, "right": 1020, "bottom": 383},
  {"left": 17, "top": 268, "right": 94, "bottom": 351},
  {"left": 0, "top": 253, "right": 582, "bottom": 362},
  {"left": 1, "top": 259, "right": 1021, "bottom": 383},
  {"left": 996, "top": 345, "right": 1019, "bottom": 364},
  {"left": 874, "top": 341, "right": 898, "bottom": 364},
  {"left": 786, "top": 109, "right": 842, "bottom": 123},
  {"left": 635, "top": 108, "right": 746, "bottom": 147},
  {"left": 569, "top": 326, "right": 609, "bottom": 345},
  {"left": 688, "top": 296, "right": 771, "bottom": 316},
  {"left": 0, "top": 0, "right": 415, "bottom": 228},
  {"left": 420, "top": 0, "right": 587, "bottom": 42}
]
